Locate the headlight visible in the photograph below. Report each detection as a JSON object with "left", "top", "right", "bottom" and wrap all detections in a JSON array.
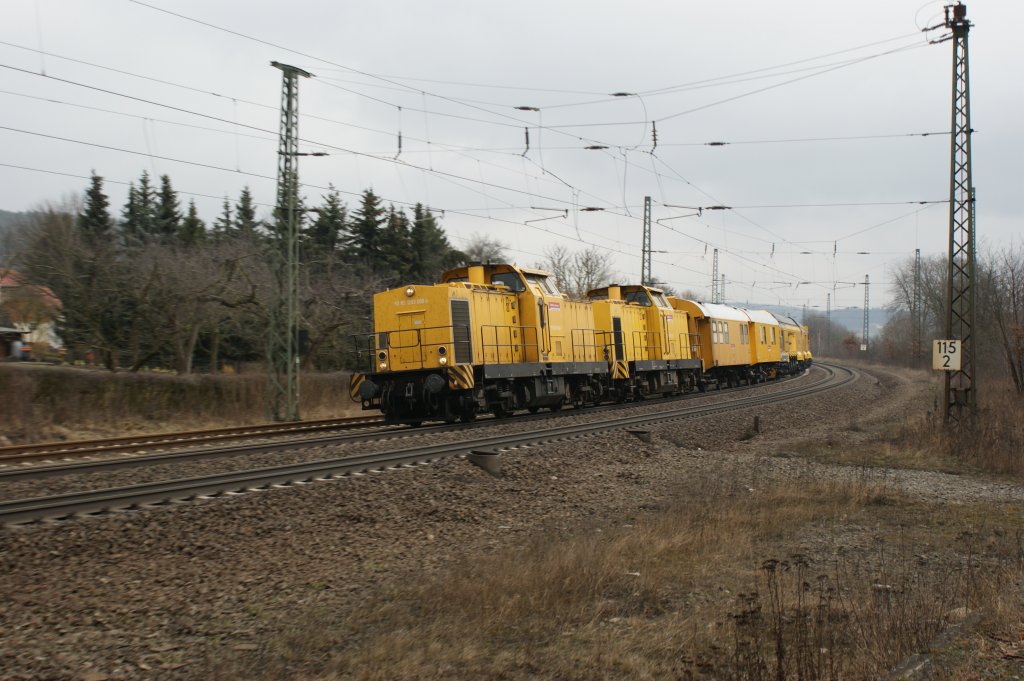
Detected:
[
  {"left": 379, "top": 361, "right": 388, "bottom": 370},
  {"left": 405, "top": 286, "right": 415, "bottom": 297},
  {"left": 437, "top": 345, "right": 447, "bottom": 356},
  {"left": 377, "top": 350, "right": 387, "bottom": 361},
  {"left": 438, "top": 356, "right": 448, "bottom": 366}
]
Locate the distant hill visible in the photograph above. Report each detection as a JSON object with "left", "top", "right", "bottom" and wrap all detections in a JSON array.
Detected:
[{"left": 733, "top": 302, "right": 892, "bottom": 339}]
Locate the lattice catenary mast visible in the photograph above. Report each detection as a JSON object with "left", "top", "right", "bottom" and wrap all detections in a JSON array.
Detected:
[
  {"left": 641, "top": 196, "right": 652, "bottom": 286},
  {"left": 711, "top": 248, "right": 719, "bottom": 303},
  {"left": 267, "top": 61, "right": 312, "bottom": 422},
  {"left": 942, "top": 3, "right": 976, "bottom": 424}
]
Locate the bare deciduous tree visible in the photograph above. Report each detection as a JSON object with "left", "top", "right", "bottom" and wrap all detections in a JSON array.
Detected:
[
  {"left": 461, "top": 233, "right": 508, "bottom": 264},
  {"left": 538, "top": 244, "right": 615, "bottom": 299}
]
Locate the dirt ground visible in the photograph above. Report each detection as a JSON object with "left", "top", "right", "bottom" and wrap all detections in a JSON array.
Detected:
[{"left": 1, "top": 361, "right": 1022, "bottom": 680}]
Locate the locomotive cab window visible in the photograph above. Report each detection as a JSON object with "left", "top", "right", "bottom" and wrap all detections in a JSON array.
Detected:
[
  {"left": 491, "top": 272, "right": 526, "bottom": 292},
  {"left": 651, "top": 292, "right": 671, "bottom": 309},
  {"left": 524, "top": 274, "right": 559, "bottom": 295},
  {"left": 623, "top": 290, "right": 652, "bottom": 306}
]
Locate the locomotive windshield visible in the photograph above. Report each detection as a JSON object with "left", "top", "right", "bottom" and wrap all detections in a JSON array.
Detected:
[
  {"left": 490, "top": 272, "right": 526, "bottom": 292},
  {"left": 524, "top": 273, "right": 559, "bottom": 295},
  {"left": 623, "top": 290, "right": 652, "bottom": 307},
  {"left": 651, "top": 292, "right": 671, "bottom": 308}
]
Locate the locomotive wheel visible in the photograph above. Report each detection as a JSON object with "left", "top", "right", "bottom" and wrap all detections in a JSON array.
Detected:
[
  {"left": 548, "top": 400, "right": 563, "bottom": 412},
  {"left": 528, "top": 406, "right": 540, "bottom": 414},
  {"left": 571, "top": 390, "right": 585, "bottom": 409}
]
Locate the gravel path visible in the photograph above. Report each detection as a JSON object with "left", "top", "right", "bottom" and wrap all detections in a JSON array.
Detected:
[{"left": 1, "top": 362, "right": 1017, "bottom": 680}]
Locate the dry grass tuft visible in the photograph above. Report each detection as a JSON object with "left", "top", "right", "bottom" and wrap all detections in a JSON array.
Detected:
[
  {"left": 886, "top": 377, "right": 1024, "bottom": 477},
  {"left": 208, "top": 464, "right": 1024, "bottom": 680}
]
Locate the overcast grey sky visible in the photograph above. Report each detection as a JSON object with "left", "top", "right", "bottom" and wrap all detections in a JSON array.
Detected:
[{"left": 2, "top": 0, "right": 1020, "bottom": 312}]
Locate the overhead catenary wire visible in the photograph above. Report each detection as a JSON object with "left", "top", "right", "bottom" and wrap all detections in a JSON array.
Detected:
[
  {"left": 0, "top": 64, "right": 599, "bottom": 211},
  {"left": 1, "top": 8, "right": 950, "bottom": 309},
  {"left": 0, "top": 161, "right": 277, "bottom": 208},
  {"left": 123, "top": 0, "right": 931, "bottom": 156}
]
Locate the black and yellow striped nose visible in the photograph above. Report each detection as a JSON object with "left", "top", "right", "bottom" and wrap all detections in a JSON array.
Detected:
[
  {"left": 349, "top": 373, "right": 365, "bottom": 401},
  {"left": 447, "top": 364, "right": 475, "bottom": 390}
]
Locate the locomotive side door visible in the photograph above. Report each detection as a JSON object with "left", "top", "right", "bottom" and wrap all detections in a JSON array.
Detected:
[{"left": 396, "top": 311, "right": 425, "bottom": 368}]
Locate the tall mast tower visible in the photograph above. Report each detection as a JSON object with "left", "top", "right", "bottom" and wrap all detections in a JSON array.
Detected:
[
  {"left": 942, "top": 3, "right": 976, "bottom": 424},
  {"left": 268, "top": 61, "right": 312, "bottom": 422},
  {"left": 641, "top": 196, "right": 652, "bottom": 286},
  {"left": 711, "top": 248, "right": 719, "bottom": 303}
]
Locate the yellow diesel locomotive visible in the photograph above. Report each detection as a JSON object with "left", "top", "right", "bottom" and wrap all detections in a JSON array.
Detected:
[{"left": 350, "top": 262, "right": 811, "bottom": 424}]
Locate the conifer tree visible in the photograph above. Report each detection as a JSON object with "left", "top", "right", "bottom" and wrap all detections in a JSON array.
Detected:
[
  {"left": 380, "top": 205, "right": 412, "bottom": 282},
  {"left": 154, "top": 174, "right": 182, "bottom": 244},
  {"left": 78, "top": 172, "right": 114, "bottom": 242},
  {"left": 121, "top": 181, "right": 142, "bottom": 246},
  {"left": 409, "top": 203, "right": 459, "bottom": 282},
  {"left": 308, "top": 187, "right": 346, "bottom": 256},
  {"left": 235, "top": 186, "right": 259, "bottom": 236},
  {"left": 345, "top": 189, "right": 385, "bottom": 268},
  {"left": 212, "top": 197, "right": 233, "bottom": 238},
  {"left": 135, "top": 170, "right": 157, "bottom": 241},
  {"left": 178, "top": 199, "right": 206, "bottom": 246}
]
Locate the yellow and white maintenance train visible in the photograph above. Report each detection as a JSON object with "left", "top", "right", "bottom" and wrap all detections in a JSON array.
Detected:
[{"left": 350, "top": 263, "right": 811, "bottom": 425}]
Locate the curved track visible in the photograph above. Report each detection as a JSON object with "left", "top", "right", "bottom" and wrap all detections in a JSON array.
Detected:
[
  {"left": 0, "top": 365, "right": 813, "bottom": 482},
  {"left": 0, "top": 415, "right": 386, "bottom": 465},
  {"left": 1, "top": 363, "right": 855, "bottom": 526}
]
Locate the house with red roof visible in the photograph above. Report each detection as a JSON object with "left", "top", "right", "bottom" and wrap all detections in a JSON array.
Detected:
[{"left": 0, "top": 269, "right": 63, "bottom": 360}]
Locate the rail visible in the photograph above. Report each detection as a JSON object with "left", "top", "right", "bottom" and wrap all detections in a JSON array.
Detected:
[{"left": 0, "top": 364, "right": 855, "bottom": 525}]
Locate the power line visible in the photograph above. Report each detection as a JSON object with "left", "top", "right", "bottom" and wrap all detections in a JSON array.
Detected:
[
  {"left": 638, "top": 32, "right": 924, "bottom": 95},
  {"left": 713, "top": 199, "right": 948, "bottom": 209},
  {"left": 0, "top": 88, "right": 277, "bottom": 143},
  {"left": 0, "top": 63, "right": 599, "bottom": 211},
  {"left": 124, "top": 1, "right": 933, "bottom": 157},
  {"left": 656, "top": 41, "right": 931, "bottom": 124},
  {"left": 0, "top": 135, "right": 655, "bottom": 273},
  {"left": 0, "top": 161, "right": 275, "bottom": 208},
  {"left": 535, "top": 41, "right": 933, "bottom": 129}
]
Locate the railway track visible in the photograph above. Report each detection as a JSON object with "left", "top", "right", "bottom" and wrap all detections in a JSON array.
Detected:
[
  {"left": 0, "top": 364, "right": 814, "bottom": 483},
  {"left": 0, "top": 415, "right": 387, "bottom": 465},
  {"left": 0, "top": 363, "right": 855, "bottom": 526}
]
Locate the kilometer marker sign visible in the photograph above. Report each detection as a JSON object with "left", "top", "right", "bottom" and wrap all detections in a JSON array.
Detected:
[{"left": 933, "top": 339, "right": 961, "bottom": 371}]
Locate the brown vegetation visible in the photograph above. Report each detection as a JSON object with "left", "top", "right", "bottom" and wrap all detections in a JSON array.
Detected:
[
  {"left": 215, "top": 464, "right": 1023, "bottom": 680},
  {"left": 0, "top": 363, "right": 357, "bottom": 443}
]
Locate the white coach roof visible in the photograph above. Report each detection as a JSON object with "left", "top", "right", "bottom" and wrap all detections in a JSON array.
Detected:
[
  {"left": 684, "top": 301, "right": 751, "bottom": 323},
  {"left": 743, "top": 309, "right": 779, "bottom": 325}
]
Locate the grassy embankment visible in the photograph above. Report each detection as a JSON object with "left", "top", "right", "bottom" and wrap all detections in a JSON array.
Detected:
[
  {"left": 0, "top": 363, "right": 359, "bottom": 443},
  {"left": 213, "top": 365, "right": 1024, "bottom": 680}
]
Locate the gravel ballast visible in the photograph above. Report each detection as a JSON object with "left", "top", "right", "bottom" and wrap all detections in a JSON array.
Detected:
[{"left": 2, "top": 362, "right": 1017, "bottom": 680}]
